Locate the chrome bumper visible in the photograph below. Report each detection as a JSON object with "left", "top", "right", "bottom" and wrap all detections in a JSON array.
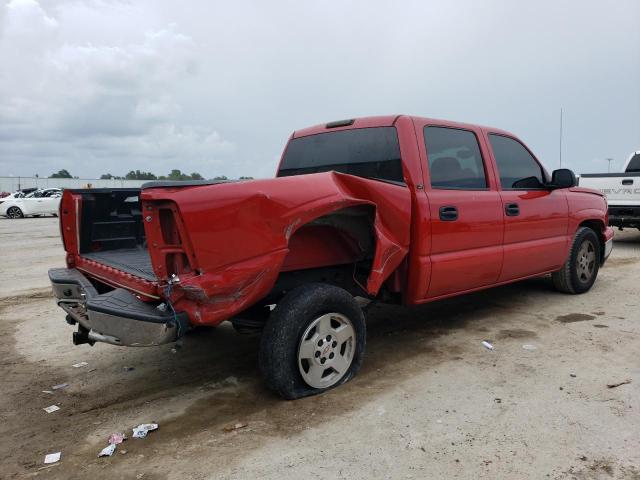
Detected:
[{"left": 49, "top": 268, "right": 188, "bottom": 347}]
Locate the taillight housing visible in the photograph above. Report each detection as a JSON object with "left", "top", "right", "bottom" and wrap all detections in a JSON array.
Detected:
[{"left": 143, "top": 201, "right": 195, "bottom": 279}]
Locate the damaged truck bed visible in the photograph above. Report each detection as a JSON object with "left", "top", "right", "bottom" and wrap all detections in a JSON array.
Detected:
[{"left": 49, "top": 115, "right": 613, "bottom": 399}]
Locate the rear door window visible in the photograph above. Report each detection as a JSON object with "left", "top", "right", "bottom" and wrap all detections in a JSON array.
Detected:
[
  {"left": 423, "top": 127, "right": 487, "bottom": 189},
  {"left": 278, "top": 127, "right": 404, "bottom": 183},
  {"left": 489, "top": 134, "right": 545, "bottom": 189}
]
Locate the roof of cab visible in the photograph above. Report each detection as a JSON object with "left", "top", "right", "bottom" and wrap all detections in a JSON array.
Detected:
[{"left": 292, "top": 115, "right": 515, "bottom": 139}]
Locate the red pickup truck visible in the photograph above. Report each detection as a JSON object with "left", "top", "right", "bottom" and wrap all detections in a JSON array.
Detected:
[{"left": 49, "top": 115, "right": 613, "bottom": 399}]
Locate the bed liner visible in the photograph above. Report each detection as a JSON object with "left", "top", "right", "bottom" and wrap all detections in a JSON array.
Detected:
[{"left": 81, "top": 248, "right": 156, "bottom": 282}]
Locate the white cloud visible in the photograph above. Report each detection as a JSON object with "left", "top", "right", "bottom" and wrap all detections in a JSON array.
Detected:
[{"left": 0, "top": 0, "right": 233, "bottom": 178}]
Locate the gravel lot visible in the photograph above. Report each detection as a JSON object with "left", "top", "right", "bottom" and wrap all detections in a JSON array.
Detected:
[{"left": 1, "top": 217, "right": 639, "bottom": 479}]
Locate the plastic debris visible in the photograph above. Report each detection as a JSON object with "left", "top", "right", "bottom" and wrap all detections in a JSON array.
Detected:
[
  {"left": 607, "top": 379, "right": 632, "bottom": 389},
  {"left": 522, "top": 344, "right": 537, "bottom": 351},
  {"left": 132, "top": 423, "right": 158, "bottom": 439},
  {"left": 123, "top": 366, "right": 135, "bottom": 372},
  {"left": 108, "top": 433, "right": 126, "bottom": 445},
  {"left": 222, "top": 422, "right": 248, "bottom": 433},
  {"left": 72, "top": 362, "right": 88, "bottom": 368},
  {"left": 52, "top": 383, "right": 68, "bottom": 390},
  {"left": 570, "top": 373, "right": 577, "bottom": 378},
  {"left": 98, "top": 443, "right": 116, "bottom": 457},
  {"left": 481, "top": 341, "right": 494, "bottom": 351},
  {"left": 43, "top": 405, "right": 60, "bottom": 413},
  {"left": 44, "top": 452, "right": 61, "bottom": 464},
  {"left": 42, "top": 390, "right": 54, "bottom": 394}
]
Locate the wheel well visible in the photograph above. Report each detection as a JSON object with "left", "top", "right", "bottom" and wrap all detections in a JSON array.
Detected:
[
  {"left": 578, "top": 219, "right": 606, "bottom": 262},
  {"left": 276, "top": 205, "right": 376, "bottom": 298}
]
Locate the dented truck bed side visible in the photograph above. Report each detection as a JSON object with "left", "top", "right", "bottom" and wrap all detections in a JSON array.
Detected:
[{"left": 140, "top": 171, "right": 412, "bottom": 326}]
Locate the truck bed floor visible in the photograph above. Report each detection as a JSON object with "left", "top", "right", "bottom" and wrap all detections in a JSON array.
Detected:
[{"left": 81, "top": 248, "right": 156, "bottom": 281}]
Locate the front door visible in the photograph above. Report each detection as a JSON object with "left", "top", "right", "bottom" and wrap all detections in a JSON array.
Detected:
[
  {"left": 486, "top": 133, "right": 569, "bottom": 281},
  {"left": 420, "top": 125, "right": 504, "bottom": 298}
]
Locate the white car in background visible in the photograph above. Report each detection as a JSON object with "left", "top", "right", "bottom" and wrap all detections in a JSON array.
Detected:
[{"left": 0, "top": 188, "right": 62, "bottom": 219}]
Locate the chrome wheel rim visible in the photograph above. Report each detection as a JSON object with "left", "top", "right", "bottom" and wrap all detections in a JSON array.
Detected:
[
  {"left": 298, "top": 313, "right": 355, "bottom": 389},
  {"left": 7, "top": 207, "right": 21, "bottom": 219},
  {"left": 576, "top": 239, "right": 596, "bottom": 283}
]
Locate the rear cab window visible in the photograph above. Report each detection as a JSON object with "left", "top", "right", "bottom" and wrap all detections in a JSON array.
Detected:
[
  {"left": 277, "top": 127, "right": 405, "bottom": 184},
  {"left": 423, "top": 126, "right": 487, "bottom": 189},
  {"left": 489, "top": 134, "right": 546, "bottom": 189}
]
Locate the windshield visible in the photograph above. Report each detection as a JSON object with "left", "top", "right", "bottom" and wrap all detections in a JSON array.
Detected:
[{"left": 278, "top": 127, "right": 404, "bottom": 183}]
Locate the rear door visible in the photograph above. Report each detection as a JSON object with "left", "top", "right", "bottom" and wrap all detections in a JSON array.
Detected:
[
  {"left": 420, "top": 125, "right": 504, "bottom": 298},
  {"left": 486, "top": 133, "right": 569, "bottom": 281}
]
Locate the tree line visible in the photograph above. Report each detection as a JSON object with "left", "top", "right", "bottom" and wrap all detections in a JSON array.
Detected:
[{"left": 49, "top": 169, "right": 253, "bottom": 181}]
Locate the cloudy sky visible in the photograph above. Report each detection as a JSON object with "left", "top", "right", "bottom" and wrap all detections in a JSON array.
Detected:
[{"left": 0, "top": 0, "right": 638, "bottom": 179}]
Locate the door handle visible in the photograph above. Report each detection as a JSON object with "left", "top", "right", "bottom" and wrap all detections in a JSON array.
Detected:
[
  {"left": 622, "top": 179, "right": 634, "bottom": 185},
  {"left": 439, "top": 206, "right": 458, "bottom": 221},
  {"left": 505, "top": 203, "right": 520, "bottom": 216}
]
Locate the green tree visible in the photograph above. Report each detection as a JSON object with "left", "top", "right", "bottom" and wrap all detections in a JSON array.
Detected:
[
  {"left": 100, "top": 173, "right": 114, "bottom": 180},
  {"left": 50, "top": 169, "right": 72, "bottom": 178},
  {"left": 239, "top": 176, "right": 253, "bottom": 180},
  {"left": 125, "top": 170, "right": 157, "bottom": 180},
  {"left": 213, "top": 175, "right": 228, "bottom": 180},
  {"left": 167, "top": 169, "right": 185, "bottom": 180}
]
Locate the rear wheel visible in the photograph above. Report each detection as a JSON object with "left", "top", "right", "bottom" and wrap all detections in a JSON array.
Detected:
[
  {"left": 6, "top": 206, "right": 24, "bottom": 219},
  {"left": 552, "top": 227, "right": 600, "bottom": 294},
  {"left": 259, "top": 283, "right": 366, "bottom": 399}
]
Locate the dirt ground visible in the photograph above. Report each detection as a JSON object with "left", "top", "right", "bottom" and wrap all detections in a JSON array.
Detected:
[{"left": 1, "top": 217, "right": 638, "bottom": 479}]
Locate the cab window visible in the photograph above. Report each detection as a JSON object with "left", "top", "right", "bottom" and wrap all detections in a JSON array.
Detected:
[
  {"left": 423, "top": 127, "right": 487, "bottom": 189},
  {"left": 489, "top": 134, "right": 545, "bottom": 189}
]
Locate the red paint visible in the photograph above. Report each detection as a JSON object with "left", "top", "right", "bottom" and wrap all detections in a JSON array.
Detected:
[{"left": 59, "top": 115, "right": 612, "bottom": 327}]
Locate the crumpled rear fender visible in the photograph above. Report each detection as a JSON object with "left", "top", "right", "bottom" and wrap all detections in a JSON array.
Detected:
[{"left": 141, "top": 172, "right": 411, "bottom": 325}]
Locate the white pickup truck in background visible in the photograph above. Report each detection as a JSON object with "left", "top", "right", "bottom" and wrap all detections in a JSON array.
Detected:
[{"left": 579, "top": 151, "right": 640, "bottom": 230}]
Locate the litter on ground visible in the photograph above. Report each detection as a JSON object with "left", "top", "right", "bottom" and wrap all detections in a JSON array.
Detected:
[
  {"left": 98, "top": 443, "right": 117, "bottom": 457},
  {"left": 222, "top": 422, "right": 248, "bottom": 433},
  {"left": 108, "top": 433, "right": 126, "bottom": 445},
  {"left": 43, "top": 405, "right": 60, "bottom": 413},
  {"left": 482, "top": 341, "right": 494, "bottom": 351},
  {"left": 52, "top": 383, "right": 68, "bottom": 390},
  {"left": 72, "top": 362, "right": 88, "bottom": 368},
  {"left": 132, "top": 423, "right": 158, "bottom": 439},
  {"left": 522, "top": 344, "right": 537, "bottom": 350},
  {"left": 44, "top": 452, "right": 61, "bottom": 464}
]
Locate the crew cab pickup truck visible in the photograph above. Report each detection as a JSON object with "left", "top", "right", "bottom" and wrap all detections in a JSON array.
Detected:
[
  {"left": 579, "top": 151, "right": 640, "bottom": 230},
  {"left": 49, "top": 115, "right": 613, "bottom": 399}
]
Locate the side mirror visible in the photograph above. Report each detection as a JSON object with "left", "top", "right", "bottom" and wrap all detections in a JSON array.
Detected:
[{"left": 549, "top": 168, "right": 576, "bottom": 189}]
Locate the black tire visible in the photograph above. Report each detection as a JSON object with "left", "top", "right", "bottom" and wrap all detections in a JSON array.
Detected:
[
  {"left": 552, "top": 227, "right": 600, "bottom": 294},
  {"left": 259, "top": 283, "right": 366, "bottom": 399},
  {"left": 6, "top": 206, "right": 24, "bottom": 219}
]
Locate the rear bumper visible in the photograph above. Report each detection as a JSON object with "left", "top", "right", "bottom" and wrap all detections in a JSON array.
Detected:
[
  {"left": 608, "top": 205, "right": 640, "bottom": 229},
  {"left": 49, "top": 268, "right": 188, "bottom": 347}
]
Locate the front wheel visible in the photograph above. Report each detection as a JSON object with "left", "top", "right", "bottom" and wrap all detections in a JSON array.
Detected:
[
  {"left": 259, "top": 283, "right": 366, "bottom": 399},
  {"left": 552, "top": 227, "right": 600, "bottom": 294},
  {"left": 6, "top": 206, "right": 24, "bottom": 219}
]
